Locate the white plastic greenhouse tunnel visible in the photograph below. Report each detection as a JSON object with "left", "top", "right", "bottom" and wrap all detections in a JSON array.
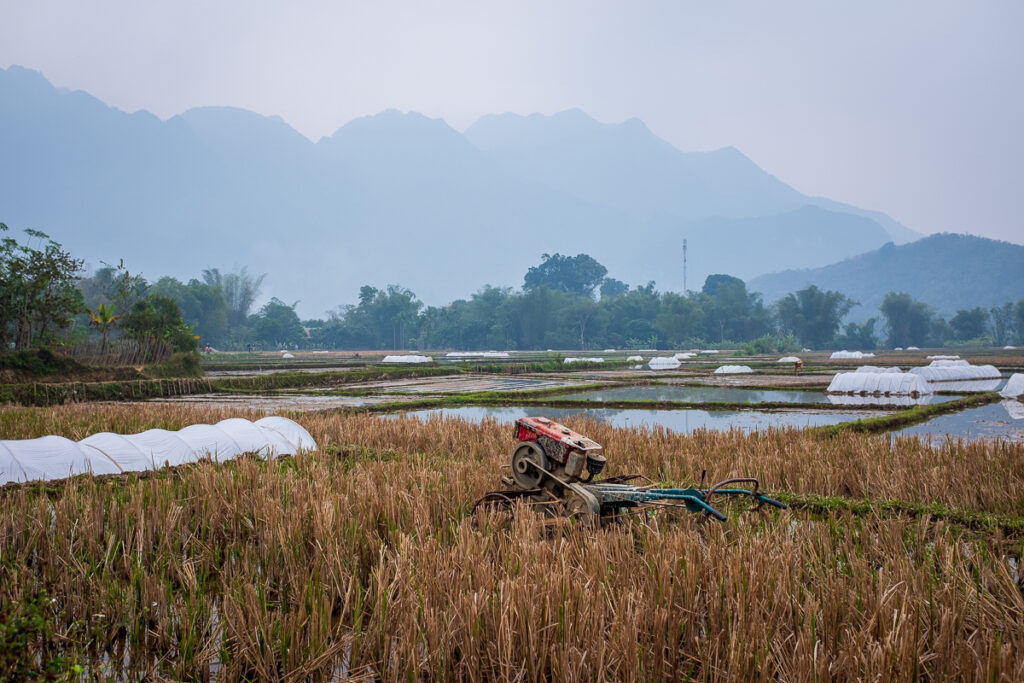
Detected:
[
  {"left": 855, "top": 366, "right": 902, "bottom": 373},
  {"left": 648, "top": 357, "right": 681, "bottom": 370},
  {"left": 382, "top": 355, "right": 432, "bottom": 363},
  {"left": 626, "top": 355, "right": 644, "bottom": 362},
  {"left": 0, "top": 417, "right": 317, "bottom": 485},
  {"left": 714, "top": 365, "right": 754, "bottom": 374},
  {"left": 777, "top": 356, "right": 801, "bottom": 363},
  {"left": 908, "top": 361, "right": 1001, "bottom": 381},
  {"left": 830, "top": 350, "right": 876, "bottom": 359},
  {"left": 564, "top": 357, "right": 603, "bottom": 364},
  {"left": 827, "top": 372, "right": 932, "bottom": 396},
  {"left": 445, "top": 351, "right": 510, "bottom": 358},
  {"left": 1001, "top": 374, "right": 1024, "bottom": 400}
]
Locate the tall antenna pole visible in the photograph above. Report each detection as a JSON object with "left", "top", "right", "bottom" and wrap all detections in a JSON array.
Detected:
[{"left": 683, "top": 239, "right": 688, "bottom": 294}]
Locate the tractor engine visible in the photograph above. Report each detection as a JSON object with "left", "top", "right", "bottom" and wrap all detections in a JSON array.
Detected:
[{"left": 508, "top": 417, "right": 607, "bottom": 492}]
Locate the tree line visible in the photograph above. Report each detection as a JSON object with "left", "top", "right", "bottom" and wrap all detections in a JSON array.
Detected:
[{"left": 2, "top": 226, "right": 1022, "bottom": 354}]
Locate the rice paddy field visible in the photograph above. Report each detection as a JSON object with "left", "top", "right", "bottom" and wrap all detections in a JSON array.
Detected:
[{"left": 2, "top": 349, "right": 1023, "bottom": 680}]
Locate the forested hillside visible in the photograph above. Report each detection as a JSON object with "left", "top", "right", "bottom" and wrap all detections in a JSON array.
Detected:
[{"left": 749, "top": 234, "right": 1024, "bottom": 319}]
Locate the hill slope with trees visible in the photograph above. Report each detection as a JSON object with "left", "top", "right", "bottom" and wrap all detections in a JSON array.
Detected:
[{"left": 748, "top": 234, "right": 1024, "bottom": 320}]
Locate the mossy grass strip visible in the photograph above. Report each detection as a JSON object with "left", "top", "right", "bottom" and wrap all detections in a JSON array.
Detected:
[{"left": 812, "top": 392, "right": 999, "bottom": 438}]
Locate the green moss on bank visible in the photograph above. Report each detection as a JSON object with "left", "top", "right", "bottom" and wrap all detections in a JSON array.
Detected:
[{"left": 812, "top": 392, "right": 999, "bottom": 438}]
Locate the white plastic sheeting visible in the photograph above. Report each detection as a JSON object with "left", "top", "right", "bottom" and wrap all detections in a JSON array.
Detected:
[
  {"left": 827, "top": 372, "right": 932, "bottom": 396},
  {"left": 1001, "top": 374, "right": 1024, "bottom": 399},
  {"left": 626, "top": 355, "right": 644, "bottom": 362},
  {"left": 564, "top": 357, "right": 603, "bottom": 364},
  {"left": 855, "top": 366, "right": 902, "bottom": 373},
  {"left": 927, "top": 355, "right": 960, "bottom": 360},
  {"left": 699, "top": 350, "right": 719, "bottom": 355},
  {"left": 445, "top": 351, "right": 511, "bottom": 358},
  {"left": 827, "top": 394, "right": 930, "bottom": 407},
  {"left": 940, "top": 379, "right": 1003, "bottom": 392},
  {"left": 674, "top": 352, "right": 696, "bottom": 359},
  {"left": 830, "top": 350, "right": 876, "bottom": 359},
  {"left": 909, "top": 361, "right": 1000, "bottom": 381},
  {"left": 714, "top": 365, "right": 753, "bottom": 374},
  {"left": 648, "top": 357, "right": 681, "bottom": 370},
  {"left": 777, "top": 356, "right": 801, "bottom": 363},
  {"left": 382, "top": 355, "right": 432, "bottom": 363},
  {"left": 0, "top": 417, "right": 316, "bottom": 486},
  {"left": 1004, "top": 346, "right": 1017, "bottom": 350},
  {"left": 907, "top": 346, "right": 920, "bottom": 351}
]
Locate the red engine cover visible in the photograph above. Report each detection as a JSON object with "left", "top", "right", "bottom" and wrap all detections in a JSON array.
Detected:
[{"left": 513, "top": 417, "right": 603, "bottom": 464}]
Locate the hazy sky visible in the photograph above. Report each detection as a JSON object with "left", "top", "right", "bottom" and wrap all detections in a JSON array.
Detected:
[{"left": 2, "top": 1, "right": 1022, "bottom": 243}]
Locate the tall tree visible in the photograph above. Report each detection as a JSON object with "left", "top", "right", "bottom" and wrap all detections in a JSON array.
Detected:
[
  {"left": 151, "top": 277, "right": 230, "bottom": 348},
  {"left": 698, "top": 275, "right": 771, "bottom": 343},
  {"left": 342, "top": 285, "right": 423, "bottom": 349},
  {"left": 599, "top": 278, "right": 629, "bottom": 299},
  {"left": 120, "top": 294, "right": 198, "bottom": 352},
  {"left": 251, "top": 298, "right": 305, "bottom": 348},
  {"left": 834, "top": 318, "right": 879, "bottom": 350},
  {"left": 776, "top": 285, "right": 856, "bottom": 349},
  {"left": 523, "top": 253, "right": 608, "bottom": 297},
  {"left": 949, "top": 307, "right": 990, "bottom": 341},
  {"left": 880, "top": 292, "right": 933, "bottom": 348},
  {"left": 0, "top": 225, "right": 84, "bottom": 349},
  {"left": 202, "top": 266, "right": 266, "bottom": 328},
  {"left": 654, "top": 293, "right": 704, "bottom": 346},
  {"left": 990, "top": 302, "right": 1014, "bottom": 346}
]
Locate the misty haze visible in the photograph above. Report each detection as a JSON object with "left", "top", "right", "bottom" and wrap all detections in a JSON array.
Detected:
[{"left": 1, "top": 2, "right": 1023, "bottom": 680}]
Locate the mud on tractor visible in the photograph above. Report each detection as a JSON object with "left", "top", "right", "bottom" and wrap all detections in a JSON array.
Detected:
[{"left": 473, "top": 416, "right": 786, "bottom": 527}]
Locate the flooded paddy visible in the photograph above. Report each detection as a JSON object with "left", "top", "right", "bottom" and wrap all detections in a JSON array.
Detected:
[
  {"left": 391, "top": 405, "right": 879, "bottom": 434},
  {"left": 895, "top": 400, "right": 1024, "bottom": 444},
  {"left": 562, "top": 385, "right": 832, "bottom": 403}
]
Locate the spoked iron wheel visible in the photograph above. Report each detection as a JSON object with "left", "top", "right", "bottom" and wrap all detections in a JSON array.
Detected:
[{"left": 470, "top": 492, "right": 519, "bottom": 530}]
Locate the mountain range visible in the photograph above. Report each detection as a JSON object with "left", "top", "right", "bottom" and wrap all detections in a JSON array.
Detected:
[{"left": 0, "top": 64, "right": 927, "bottom": 316}]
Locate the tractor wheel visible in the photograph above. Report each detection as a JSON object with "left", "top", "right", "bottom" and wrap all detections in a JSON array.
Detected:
[
  {"left": 566, "top": 492, "right": 600, "bottom": 528},
  {"left": 510, "top": 442, "right": 548, "bottom": 490}
]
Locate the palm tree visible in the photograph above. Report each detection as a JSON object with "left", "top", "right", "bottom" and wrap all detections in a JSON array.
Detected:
[{"left": 87, "top": 302, "right": 120, "bottom": 353}]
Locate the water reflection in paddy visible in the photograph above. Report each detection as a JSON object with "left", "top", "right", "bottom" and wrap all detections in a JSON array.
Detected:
[
  {"left": 826, "top": 393, "right": 960, "bottom": 407},
  {"left": 564, "top": 385, "right": 961, "bottom": 407},
  {"left": 896, "top": 400, "right": 1024, "bottom": 444},
  {"left": 391, "top": 406, "right": 876, "bottom": 434}
]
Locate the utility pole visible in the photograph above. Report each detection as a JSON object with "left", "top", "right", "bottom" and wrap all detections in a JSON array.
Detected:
[{"left": 682, "top": 239, "right": 688, "bottom": 294}]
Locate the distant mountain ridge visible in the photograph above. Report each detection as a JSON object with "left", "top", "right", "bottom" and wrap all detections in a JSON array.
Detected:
[
  {"left": 748, "top": 234, "right": 1024, "bottom": 320},
  {"left": 0, "top": 64, "right": 925, "bottom": 316}
]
